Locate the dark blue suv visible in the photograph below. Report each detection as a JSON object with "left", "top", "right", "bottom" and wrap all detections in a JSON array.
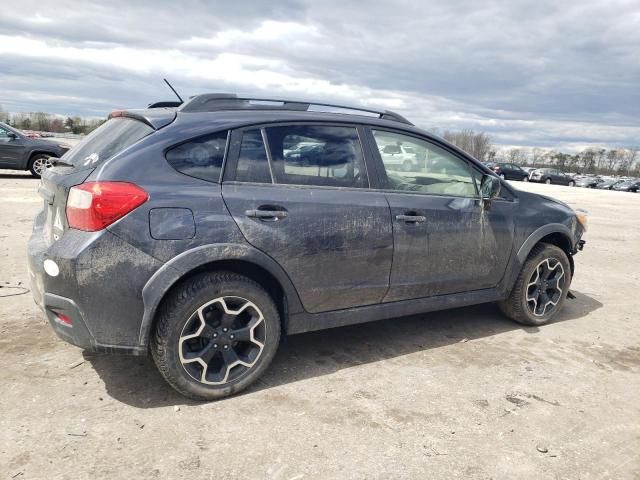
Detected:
[{"left": 28, "top": 94, "right": 586, "bottom": 399}]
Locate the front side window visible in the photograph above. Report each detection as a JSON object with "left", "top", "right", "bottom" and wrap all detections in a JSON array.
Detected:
[
  {"left": 372, "top": 130, "right": 477, "bottom": 197},
  {"left": 166, "top": 130, "right": 228, "bottom": 183},
  {"left": 264, "top": 125, "right": 368, "bottom": 188}
]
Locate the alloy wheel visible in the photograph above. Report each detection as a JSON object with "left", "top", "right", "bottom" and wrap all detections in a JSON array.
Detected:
[
  {"left": 32, "top": 156, "right": 53, "bottom": 175},
  {"left": 525, "top": 258, "right": 565, "bottom": 317},
  {"left": 179, "top": 296, "right": 266, "bottom": 385}
]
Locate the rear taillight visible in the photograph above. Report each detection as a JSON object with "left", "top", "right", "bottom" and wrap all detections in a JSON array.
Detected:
[{"left": 66, "top": 182, "right": 149, "bottom": 232}]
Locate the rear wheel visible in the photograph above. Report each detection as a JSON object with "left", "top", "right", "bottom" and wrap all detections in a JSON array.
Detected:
[
  {"left": 569, "top": 180, "right": 575, "bottom": 187},
  {"left": 151, "top": 271, "right": 281, "bottom": 400},
  {"left": 28, "top": 154, "right": 53, "bottom": 178},
  {"left": 522, "top": 176, "right": 529, "bottom": 182},
  {"left": 499, "top": 243, "right": 571, "bottom": 326}
]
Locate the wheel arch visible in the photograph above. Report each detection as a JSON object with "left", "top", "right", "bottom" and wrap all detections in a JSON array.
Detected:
[
  {"left": 139, "top": 244, "right": 304, "bottom": 349},
  {"left": 27, "top": 150, "right": 58, "bottom": 169},
  {"left": 502, "top": 224, "right": 575, "bottom": 296}
]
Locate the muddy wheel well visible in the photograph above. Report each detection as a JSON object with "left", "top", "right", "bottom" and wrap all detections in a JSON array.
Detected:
[
  {"left": 537, "top": 232, "right": 575, "bottom": 276},
  {"left": 153, "top": 259, "right": 287, "bottom": 337}
]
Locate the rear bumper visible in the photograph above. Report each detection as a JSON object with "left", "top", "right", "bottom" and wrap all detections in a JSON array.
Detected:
[{"left": 27, "top": 223, "right": 162, "bottom": 355}]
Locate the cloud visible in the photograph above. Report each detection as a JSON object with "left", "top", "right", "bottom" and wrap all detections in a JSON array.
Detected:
[{"left": 0, "top": 0, "right": 638, "bottom": 149}]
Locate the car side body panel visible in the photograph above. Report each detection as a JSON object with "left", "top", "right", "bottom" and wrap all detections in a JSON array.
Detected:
[{"left": 27, "top": 108, "right": 585, "bottom": 353}]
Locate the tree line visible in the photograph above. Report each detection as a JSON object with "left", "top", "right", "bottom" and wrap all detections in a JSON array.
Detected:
[
  {"left": 435, "top": 129, "right": 639, "bottom": 177},
  {"left": 0, "top": 105, "right": 106, "bottom": 135},
  {"left": 492, "top": 146, "right": 639, "bottom": 177}
]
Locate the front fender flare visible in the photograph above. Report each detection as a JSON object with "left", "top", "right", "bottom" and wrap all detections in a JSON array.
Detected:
[
  {"left": 500, "top": 223, "right": 575, "bottom": 297},
  {"left": 516, "top": 223, "right": 574, "bottom": 264},
  {"left": 138, "top": 243, "right": 303, "bottom": 347}
]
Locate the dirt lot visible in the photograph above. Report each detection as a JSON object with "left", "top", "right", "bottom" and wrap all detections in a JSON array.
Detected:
[{"left": 1, "top": 172, "right": 638, "bottom": 479}]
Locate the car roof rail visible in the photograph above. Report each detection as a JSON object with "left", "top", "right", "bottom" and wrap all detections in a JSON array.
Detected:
[{"left": 179, "top": 93, "right": 414, "bottom": 126}]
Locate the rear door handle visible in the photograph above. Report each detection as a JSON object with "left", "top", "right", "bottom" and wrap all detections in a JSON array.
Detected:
[
  {"left": 246, "top": 209, "right": 288, "bottom": 220},
  {"left": 395, "top": 214, "right": 426, "bottom": 223}
]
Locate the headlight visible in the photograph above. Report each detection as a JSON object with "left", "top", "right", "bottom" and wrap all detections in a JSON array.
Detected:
[
  {"left": 576, "top": 209, "right": 588, "bottom": 231},
  {"left": 58, "top": 143, "right": 71, "bottom": 149}
]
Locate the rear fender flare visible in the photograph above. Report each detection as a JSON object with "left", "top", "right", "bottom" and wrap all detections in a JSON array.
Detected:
[{"left": 138, "top": 243, "right": 303, "bottom": 347}]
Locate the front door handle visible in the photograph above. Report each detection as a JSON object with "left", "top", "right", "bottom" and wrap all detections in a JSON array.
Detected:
[
  {"left": 246, "top": 209, "right": 288, "bottom": 220},
  {"left": 396, "top": 214, "right": 426, "bottom": 223}
]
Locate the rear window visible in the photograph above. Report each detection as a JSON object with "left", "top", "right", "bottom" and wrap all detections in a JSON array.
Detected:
[{"left": 64, "top": 118, "right": 153, "bottom": 167}]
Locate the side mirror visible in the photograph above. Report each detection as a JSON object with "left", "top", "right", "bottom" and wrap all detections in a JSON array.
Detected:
[
  {"left": 480, "top": 174, "right": 501, "bottom": 200},
  {"left": 7, "top": 132, "right": 17, "bottom": 140}
]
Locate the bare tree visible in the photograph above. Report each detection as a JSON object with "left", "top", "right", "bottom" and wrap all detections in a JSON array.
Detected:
[
  {"left": 531, "top": 148, "right": 545, "bottom": 167},
  {"left": 442, "top": 129, "right": 493, "bottom": 161}
]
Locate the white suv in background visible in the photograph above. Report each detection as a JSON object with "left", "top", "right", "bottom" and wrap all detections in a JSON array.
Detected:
[{"left": 379, "top": 143, "right": 419, "bottom": 171}]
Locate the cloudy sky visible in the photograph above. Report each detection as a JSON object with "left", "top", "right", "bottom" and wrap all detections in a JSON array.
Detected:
[{"left": 0, "top": 0, "right": 639, "bottom": 150}]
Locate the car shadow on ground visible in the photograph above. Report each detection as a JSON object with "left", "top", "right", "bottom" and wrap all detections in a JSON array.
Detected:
[
  {"left": 85, "top": 290, "right": 602, "bottom": 408},
  {"left": 0, "top": 173, "right": 35, "bottom": 179}
]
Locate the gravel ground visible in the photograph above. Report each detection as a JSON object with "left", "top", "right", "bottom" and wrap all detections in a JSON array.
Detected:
[{"left": 1, "top": 171, "right": 638, "bottom": 479}]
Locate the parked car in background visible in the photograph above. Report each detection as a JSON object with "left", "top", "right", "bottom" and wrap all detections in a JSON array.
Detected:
[
  {"left": 529, "top": 168, "right": 576, "bottom": 186},
  {"left": 612, "top": 179, "right": 640, "bottom": 192},
  {"left": 28, "top": 93, "right": 586, "bottom": 400},
  {"left": 485, "top": 162, "right": 529, "bottom": 181},
  {"left": 0, "top": 121, "right": 71, "bottom": 177},
  {"left": 575, "top": 176, "right": 603, "bottom": 188},
  {"left": 378, "top": 143, "right": 419, "bottom": 171},
  {"left": 22, "top": 130, "right": 42, "bottom": 138},
  {"left": 596, "top": 179, "right": 624, "bottom": 190},
  {"left": 522, "top": 166, "right": 537, "bottom": 175}
]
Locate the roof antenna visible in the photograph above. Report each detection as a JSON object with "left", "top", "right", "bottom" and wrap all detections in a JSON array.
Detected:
[{"left": 164, "top": 78, "right": 184, "bottom": 103}]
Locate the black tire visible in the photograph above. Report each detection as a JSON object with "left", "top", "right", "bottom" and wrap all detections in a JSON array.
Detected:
[
  {"left": 522, "top": 176, "right": 529, "bottom": 182},
  {"left": 569, "top": 181, "right": 575, "bottom": 187},
  {"left": 151, "top": 271, "right": 281, "bottom": 400},
  {"left": 545, "top": 178, "right": 552, "bottom": 184},
  {"left": 498, "top": 243, "right": 571, "bottom": 326},
  {"left": 28, "top": 154, "right": 53, "bottom": 178}
]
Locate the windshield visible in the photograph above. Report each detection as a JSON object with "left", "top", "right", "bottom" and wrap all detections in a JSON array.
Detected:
[{"left": 63, "top": 117, "right": 154, "bottom": 167}]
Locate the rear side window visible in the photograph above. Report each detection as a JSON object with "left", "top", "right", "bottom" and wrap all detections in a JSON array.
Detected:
[
  {"left": 264, "top": 125, "right": 368, "bottom": 188},
  {"left": 166, "top": 131, "right": 228, "bottom": 183},
  {"left": 64, "top": 118, "right": 153, "bottom": 167}
]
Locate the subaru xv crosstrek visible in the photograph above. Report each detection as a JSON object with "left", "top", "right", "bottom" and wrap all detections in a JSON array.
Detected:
[{"left": 28, "top": 94, "right": 586, "bottom": 400}]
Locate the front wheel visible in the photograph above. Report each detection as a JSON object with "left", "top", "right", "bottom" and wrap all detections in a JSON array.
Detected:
[
  {"left": 151, "top": 272, "right": 281, "bottom": 400},
  {"left": 545, "top": 178, "right": 552, "bottom": 184},
  {"left": 569, "top": 181, "right": 575, "bottom": 187},
  {"left": 499, "top": 243, "right": 571, "bottom": 326},
  {"left": 28, "top": 154, "right": 53, "bottom": 178}
]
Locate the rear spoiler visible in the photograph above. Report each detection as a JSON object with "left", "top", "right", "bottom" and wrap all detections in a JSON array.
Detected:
[{"left": 109, "top": 108, "right": 177, "bottom": 130}]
